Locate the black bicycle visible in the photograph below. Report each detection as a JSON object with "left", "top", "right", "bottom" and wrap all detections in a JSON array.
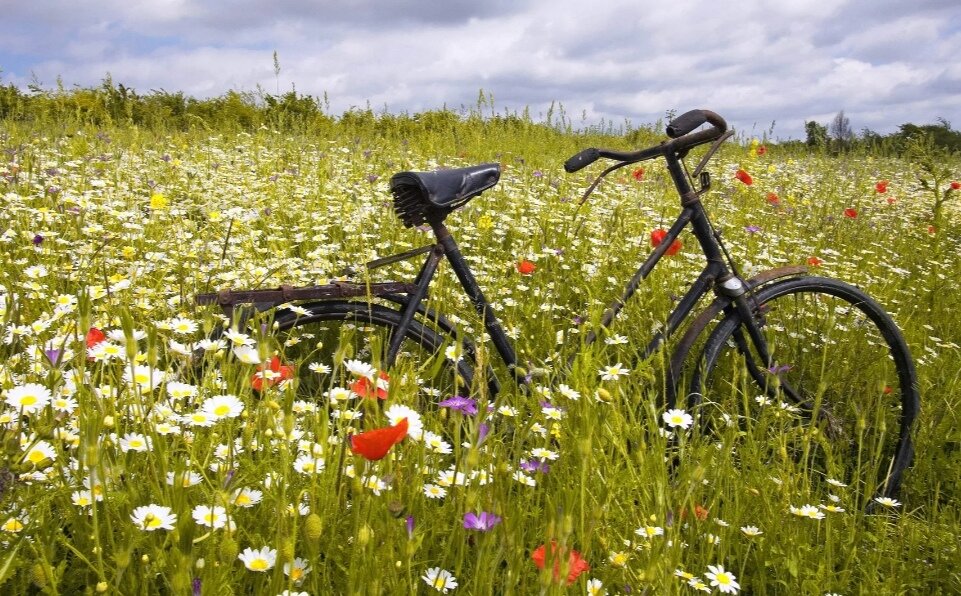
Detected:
[{"left": 197, "top": 109, "right": 919, "bottom": 503}]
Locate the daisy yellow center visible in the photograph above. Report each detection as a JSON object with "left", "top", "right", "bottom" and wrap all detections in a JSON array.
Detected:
[
  {"left": 104, "top": 345, "right": 121, "bottom": 355},
  {"left": 249, "top": 558, "right": 269, "bottom": 571},
  {"left": 302, "top": 463, "right": 314, "bottom": 472},
  {"left": 129, "top": 439, "right": 143, "bottom": 448},
  {"left": 21, "top": 395, "right": 37, "bottom": 406},
  {"left": 76, "top": 496, "right": 90, "bottom": 505},
  {"left": 214, "top": 405, "right": 230, "bottom": 417},
  {"left": 204, "top": 513, "right": 217, "bottom": 524},
  {"left": 716, "top": 573, "right": 732, "bottom": 585},
  {"left": 191, "top": 414, "right": 207, "bottom": 423},
  {"left": 235, "top": 495, "right": 251, "bottom": 505},
  {"left": 290, "top": 568, "right": 304, "bottom": 581},
  {"left": 28, "top": 449, "right": 47, "bottom": 463},
  {"left": 434, "top": 577, "right": 446, "bottom": 589},
  {"left": 135, "top": 373, "right": 150, "bottom": 384},
  {"left": 3, "top": 520, "right": 24, "bottom": 532}
]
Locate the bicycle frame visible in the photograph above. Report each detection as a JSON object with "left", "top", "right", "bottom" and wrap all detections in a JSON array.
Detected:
[{"left": 377, "top": 147, "right": 793, "bottom": 393}]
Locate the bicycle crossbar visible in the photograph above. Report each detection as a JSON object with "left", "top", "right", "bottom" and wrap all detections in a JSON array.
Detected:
[{"left": 195, "top": 282, "right": 420, "bottom": 306}]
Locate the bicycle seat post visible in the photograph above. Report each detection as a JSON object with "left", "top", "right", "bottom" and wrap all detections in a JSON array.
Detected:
[{"left": 428, "top": 217, "right": 520, "bottom": 376}]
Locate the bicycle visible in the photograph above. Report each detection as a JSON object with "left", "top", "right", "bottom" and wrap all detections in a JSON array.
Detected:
[{"left": 196, "top": 109, "right": 920, "bottom": 503}]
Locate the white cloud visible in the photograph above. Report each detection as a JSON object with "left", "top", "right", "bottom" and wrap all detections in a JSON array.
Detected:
[{"left": 2, "top": 0, "right": 960, "bottom": 138}]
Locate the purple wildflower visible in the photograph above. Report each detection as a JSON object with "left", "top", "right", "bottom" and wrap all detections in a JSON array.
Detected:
[
  {"left": 32, "top": 234, "right": 44, "bottom": 246},
  {"left": 43, "top": 348, "right": 64, "bottom": 366},
  {"left": 406, "top": 515, "right": 415, "bottom": 539},
  {"left": 745, "top": 225, "right": 761, "bottom": 233},
  {"left": 463, "top": 511, "right": 501, "bottom": 531},
  {"left": 438, "top": 396, "right": 478, "bottom": 416},
  {"left": 478, "top": 423, "right": 490, "bottom": 443},
  {"left": 519, "top": 459, "right": 550, "bottom": 474}
]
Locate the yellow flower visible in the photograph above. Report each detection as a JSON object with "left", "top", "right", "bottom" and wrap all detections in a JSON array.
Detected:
[
  {"left": 150, "top": 193, "right": 168, "bottom": 209},
  {"left": 1, "top": 517, "right": 25, "bottom": 533}
]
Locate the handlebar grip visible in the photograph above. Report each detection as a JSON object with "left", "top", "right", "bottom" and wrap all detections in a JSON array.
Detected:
[
  {"left": 666, "top": 110, "right": 710, "bottom": 138},
  {"left": 564, "top": 148, "right": 601, "bottom": 173}
]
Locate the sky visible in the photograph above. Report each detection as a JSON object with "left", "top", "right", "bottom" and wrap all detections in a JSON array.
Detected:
[{"left": 2, "top": 0, "right": 960, "bottom": 140}]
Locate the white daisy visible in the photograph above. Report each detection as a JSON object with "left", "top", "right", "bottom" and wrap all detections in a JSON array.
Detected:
[
  {"left": 130, "top": 504, "right": 177, "bottom": 531},
  {"left": 422, "top": 567, "right": 458, "bottom": 593},
  {"left": 192, "top": 504, "right": 227, "bottom": 529},
  {"left": 5, "top": 383, "right": 52, "bottom": 414},
  {"left": 238, "top": 546, "right": 277, "bottom": 572}
]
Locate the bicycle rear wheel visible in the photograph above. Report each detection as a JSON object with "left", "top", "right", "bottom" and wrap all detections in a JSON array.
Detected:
[
  {"left": 267, "top": 301, "right": 474, "bottom": 407},
  {"left": 689, "top": 277, "right": 918, "bottom": 505}
]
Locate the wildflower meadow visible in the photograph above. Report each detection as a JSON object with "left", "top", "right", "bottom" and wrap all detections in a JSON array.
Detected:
[{"left": 1, "top": 93, "right": 960, "bottom": 594}]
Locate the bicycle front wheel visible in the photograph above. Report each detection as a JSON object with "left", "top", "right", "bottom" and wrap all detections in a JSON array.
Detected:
[{"left": 689, "top": 277, "right": 919, "bottom": 504}]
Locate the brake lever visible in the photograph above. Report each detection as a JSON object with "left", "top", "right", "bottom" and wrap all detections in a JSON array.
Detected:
[{"left": 692, "top": 129, "right": 735, "bottom": 179}]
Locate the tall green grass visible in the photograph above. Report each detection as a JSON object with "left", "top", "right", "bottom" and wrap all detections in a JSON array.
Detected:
[{"left": 0, "top": 106, "right": 959, "bottom": 595}]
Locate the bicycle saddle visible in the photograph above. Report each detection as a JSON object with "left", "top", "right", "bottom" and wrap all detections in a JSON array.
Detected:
[{"left": 390, "top": 163, "right": 500, "bottom": 227}]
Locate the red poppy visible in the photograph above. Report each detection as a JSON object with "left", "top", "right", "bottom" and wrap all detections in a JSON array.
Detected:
[
  {"left": 886, "top": 197, "right": 896, "bottom": 205},
  {"left": 86, "top": 327, "right": 106, "bottom": 349},
  {"left": 516, "top": 260, "right": 536, "bottom": 275},
  {"left": 735, "top": 169, "right": 753, "bottom": 185},
  {"left": 650, "top": 229, "right": 682, "bottom": 256},
  {"left": 883, "top": 386, "right": 893, "bottom": 395},
  {"left": 631, "top": 167, "right": 644, "bottom": 181},
  {"left": 951, "top": 181, "right": 960, "bottom": 190},
  {"left": 679, "top": 504, "right": 710, "bottom": 522},
  {"left": 350, "top": 418, "right": 408, "bottom": 461},
  {"left": 351, "top": 371, "right": 390, "bottom": 400},
  {"left": 928, "top": 225, "right": 936, "bottom": 234},
  {"left": 531, "top": 541, "right": 590, "bottom": 586},
  {"left": 756, "top": 145, "right": 767, "bottom": 156},
  {"left": 766, "top": 192, "right": 780, "bottom": 205},
  {"left": 875, "top": 180, "right": 889, "bottom": 193},
  {"left": 807, "top": 256, "right": 823, "bottom": 267},
  {"left": 251, "top": 356, "right": 295, "bottom": 392},
  {"left": 843, "top": 208, "right": 858, "bottom": 219}
]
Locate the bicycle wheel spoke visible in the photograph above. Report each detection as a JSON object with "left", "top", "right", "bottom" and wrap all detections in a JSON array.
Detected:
[
  {"left": 209, "top": 303, "right": 473, "bottom": 413},
  {"left": 691, "top": 277, "right": 917, "bottom": 506}
]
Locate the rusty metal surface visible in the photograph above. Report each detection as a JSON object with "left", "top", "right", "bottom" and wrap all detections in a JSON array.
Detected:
[{"left": 195, "top": 281, "right": 420, "bottom": 306}]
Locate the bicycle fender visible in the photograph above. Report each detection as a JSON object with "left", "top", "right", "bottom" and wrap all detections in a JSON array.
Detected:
[{"left": 665, "top": 264, "right": 807, "bottom": 407}]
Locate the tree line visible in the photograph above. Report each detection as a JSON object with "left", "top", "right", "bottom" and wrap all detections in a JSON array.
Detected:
[
  {"left": 804, "top": 110, "right": 961, "bottom": 155},
  {"left": 2, "top": 77, "right": 960, "bottom": 159}
]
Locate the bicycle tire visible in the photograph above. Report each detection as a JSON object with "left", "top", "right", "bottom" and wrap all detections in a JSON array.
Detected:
[
  {"left": 268, "top": 300, "right": 474, "bottom": 406},
  {"left": 688, "top": 276, "right": 919, "bottom": 503}
]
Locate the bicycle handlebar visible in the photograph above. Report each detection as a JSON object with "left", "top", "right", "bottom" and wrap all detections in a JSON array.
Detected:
[
  {"left": 564, "top": 109, "right": 728, "bottom": 173},
  {"left": 666, "top": 109, "right": 725, "bottom": 138}
]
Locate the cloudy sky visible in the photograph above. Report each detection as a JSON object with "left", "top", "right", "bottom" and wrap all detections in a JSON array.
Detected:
[{"left": 2, "top": 0, "right": 959, "bottom": 139}]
